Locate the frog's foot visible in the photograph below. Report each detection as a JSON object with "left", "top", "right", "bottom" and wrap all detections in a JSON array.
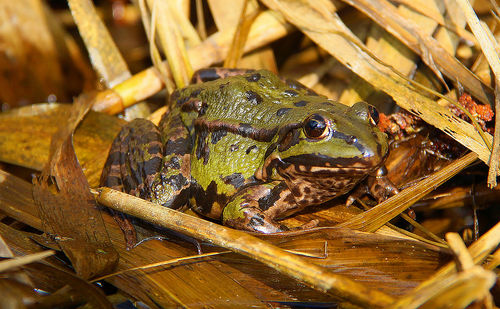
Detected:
[
  {"left": 222, "top": 181, "right": 305, "bottom": 233},
  {"left": 368, "top": 166, "right": 399, "bottom": 203},
  {"left": 223, "top": 204, "right": 289, "bottom": 233},
  {"left": 112, "top": 210, "right": 137, "bottom": 250},
  {"left": 290, "top": 219, "right": 320, "bottom": 231},
  {"left": 346, "top": 166, "right": 399, "bottom": 206},
  {"left": 346, "top": 185, "right": 370, "bottom": 207}
]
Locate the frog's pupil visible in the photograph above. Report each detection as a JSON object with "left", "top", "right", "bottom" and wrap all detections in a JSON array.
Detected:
[{"left": 305, "top": 114, "right": 327, "bottom": 138}]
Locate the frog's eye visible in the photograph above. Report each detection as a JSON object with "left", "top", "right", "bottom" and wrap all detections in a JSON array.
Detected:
[
  {"left": 304, "top": 114, "right": 330, "bottom": 139},
  {"left": 368, "top": 105, "right": 379, "bottom": 126}
]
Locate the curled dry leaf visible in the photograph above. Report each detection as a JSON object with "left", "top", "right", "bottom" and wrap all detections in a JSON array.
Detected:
[{"left": 32, "top": 95, "right": 118, "bottom": 279}]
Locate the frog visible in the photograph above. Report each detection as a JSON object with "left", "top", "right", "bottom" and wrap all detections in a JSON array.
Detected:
[{"left": 100, "top": 68, "right": 395, "bottom": 245}]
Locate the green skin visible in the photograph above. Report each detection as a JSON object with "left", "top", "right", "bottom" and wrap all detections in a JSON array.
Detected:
[{"left": 101, "top": 68, "right": 391, "bottom": 239}]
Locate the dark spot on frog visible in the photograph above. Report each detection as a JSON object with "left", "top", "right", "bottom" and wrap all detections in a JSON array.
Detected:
[
  {"left": 190, "top": 89, "right": 202, "bottom": 98},
  {"left": 245, "top": 73, "right": 261, "bottom": 82},
  {"left": 290, "top": 185, "right": 304, "bottom": 198},
  {"left": 304, "top": 187, "right": 311, "bottom": 194},
  {"left": 165, "top": 156, "right": 181, "bottom": 170},
  {"left": 294, "top": 100, "right": 308, "bottom": 107},
  {"left": 176, "top": 96, "right": 189, "bottom": 106},
  {"left": 222, "top": 173, "right": 246, "bottom": 189},
  {"left": 245, "top": 90, "right": 263, "bottom": 105},
  {"left": 238, "top": 123, "right": 255, "bottom": 136},
  {"left": 165, "top": 137, "right": 189, "bottom": 156},
  {"left": 105, "top": 150, "right": 121, "bottom": 166},
  {"left": 195, "top": 130, "right": 210, "bottom": 164},
  {"left": 211, "top": 130, "right": 227, "bottom": 144},
  {"left": 192, "top": 68, "right": 218, "bottom": 83},
  {"left": 219, "top": 82, "right": 230, "bottom": 90},
  {"left": 258, "top": 182, "right": 287, "bottom": 211},
  {"left": 276, "top": 108, "right": 292, "bottom": 117},
  {"left": 180, "top": 97, "right": 207, "bottom": 115},
  {"left": 230, "top": 144, "right": 239, "bottom": 152},
  {"left": 246, "top": 145, "right": 257, "bottom": 154},
  {"left": 284, "top": 193, "right": 296, "bottom": 204},
  {"left": 283, "top": 89, "right": 298, "bottom": 97},
  {"left": 141, "top": 157, "right": 163, "bottom": 181},
  {"left": 191, "top": 180, "right": 229, "bottom": 215},
  {"left": 147, "top": 144, "right": 162, "bottom": 157},
  {"left": 123, "top": 174, "right": 142, "bottom": 195},
  {"left": 321, "top": 101, "right": 334, "bottom": 107},
  {"left": 162, "top": 173, "right": 189, "bottom": 191},
  {"left": 104, "top": 175, "right": 122, "bottom": 188},
  {"left": 164, "top": 187, "right": 189, "bottom": 210}
]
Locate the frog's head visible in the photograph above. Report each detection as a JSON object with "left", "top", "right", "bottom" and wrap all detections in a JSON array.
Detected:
[{"left": 258, "top": 101, "right": 389, "bottom": 198}]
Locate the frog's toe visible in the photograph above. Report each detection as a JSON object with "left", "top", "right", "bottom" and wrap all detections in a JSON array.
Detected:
[
  {"left": 345, "top": 184, "right": 369, "bottom": 206},
  {"left": 291, "top": 219, "right": 319, "bottom": 231},
  {"left": 223, "top": 204, "right": 288, "bottom": 233}
]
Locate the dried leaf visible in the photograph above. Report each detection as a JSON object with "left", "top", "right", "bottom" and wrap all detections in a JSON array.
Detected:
[
  {"left": 32, "top": 95, "right": 118, "bottom": 279},
  {"left": 21, "top": 262, "right": 113, "bottom": 309},
  {"left": 68, "top": 0, "right": 131, "bottom": 87},
  {"left": 0, "top": 104, "right": 124, "bottom": 187}
]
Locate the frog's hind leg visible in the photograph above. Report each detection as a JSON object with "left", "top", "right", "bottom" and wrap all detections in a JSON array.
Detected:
[
  {"left": 101, "top": 115, "right": 191, "bottom": 247},
  {"left": 101, "top": 119, "right": 165, "bottom": 247}
]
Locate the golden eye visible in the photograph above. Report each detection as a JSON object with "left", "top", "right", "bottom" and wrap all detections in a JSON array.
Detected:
[
  {"left": 368, "top": 105, "right": 380, "bottom": 126},
  {"left": 304, "top": 114, "right": 330, "bottom": 139}
]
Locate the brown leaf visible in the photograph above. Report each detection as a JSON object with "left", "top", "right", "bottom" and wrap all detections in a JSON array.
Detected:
[
  {"left": 0, "top": 103, "right": 125, "bottom": 187},
  {"left": 32, "top": 94, "right": 118, "bottom": 279}
]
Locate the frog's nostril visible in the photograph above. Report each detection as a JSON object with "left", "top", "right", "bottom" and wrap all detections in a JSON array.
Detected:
[{"left": 345, "top": 135, "right": 357, "bottom": 145}]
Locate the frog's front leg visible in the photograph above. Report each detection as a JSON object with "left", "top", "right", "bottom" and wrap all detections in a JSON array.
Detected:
[
  {"left": 346, "top": 166, "right": 399, "bottom": 206},
  {"left": 223, "top": 182, "right": 317, "bottom": 233}
]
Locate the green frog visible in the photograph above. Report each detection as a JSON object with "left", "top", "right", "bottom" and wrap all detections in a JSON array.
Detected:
[{"left": 101, "top": 68, "right": 395, "bottom": 243}]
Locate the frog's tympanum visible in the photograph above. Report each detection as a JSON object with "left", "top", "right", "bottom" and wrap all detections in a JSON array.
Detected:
[{"left": 101, "top": 68, "right": 393, "bottom": 237}]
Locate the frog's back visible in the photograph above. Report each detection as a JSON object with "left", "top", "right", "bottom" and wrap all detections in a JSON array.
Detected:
[{"left": 175, "top": 70, "right": 340, "bottom": 128}]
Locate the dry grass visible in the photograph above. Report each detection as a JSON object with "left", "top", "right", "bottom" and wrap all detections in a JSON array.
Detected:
[{"left": 0, "top": 0, "right": 498, "bottom": 308}]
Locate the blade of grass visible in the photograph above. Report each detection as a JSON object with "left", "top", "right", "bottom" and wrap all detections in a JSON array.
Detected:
[
  {"left": 67, "top": 0, "right": 131, "bottom": 87},
  {"left": 339, "top": 0, "right": 493, "bottom": 106},
  {"left": 144, "top": 0, "right": 192, "bottom": 88},
  {"left": 0, "top": 250, "right": 55, "bottom": 272},
  {"left": 224, "top": 1, "right": 261, "bottom": 68}
]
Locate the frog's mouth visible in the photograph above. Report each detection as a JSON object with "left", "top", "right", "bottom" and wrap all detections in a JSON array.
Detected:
[{"left": 281, "top": 153, "right": 385, "bottom": 175}]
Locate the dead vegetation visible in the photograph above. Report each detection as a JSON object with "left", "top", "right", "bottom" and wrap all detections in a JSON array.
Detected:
[{"left": 0, "top": 0, "right": 499, "bottom": 308}]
